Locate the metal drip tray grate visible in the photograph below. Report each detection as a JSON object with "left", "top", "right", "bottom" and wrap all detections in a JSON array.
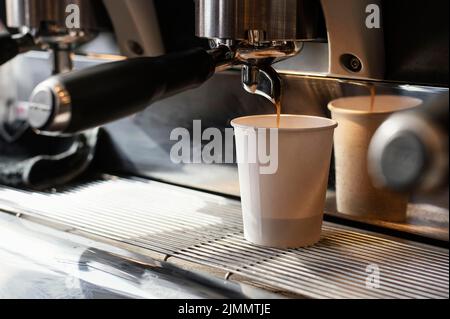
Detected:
[{"left": 0, "top": 176, "right": 448, "bottom": 299}]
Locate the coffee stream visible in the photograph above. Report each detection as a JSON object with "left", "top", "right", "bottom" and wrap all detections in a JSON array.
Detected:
[
  {"left": 275, "top": 101, "right": 282, "bottom": 128},
  {"left": 274, "top": 85, "right": 375, "bottom": 126}
]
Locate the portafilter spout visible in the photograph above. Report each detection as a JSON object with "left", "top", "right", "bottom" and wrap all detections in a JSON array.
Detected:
[
  {"left": 195, "top": 0, "right": 323, "bottom": 106},
  {"left": 242, "top": 64, "right": 282, "bottom": 106}
]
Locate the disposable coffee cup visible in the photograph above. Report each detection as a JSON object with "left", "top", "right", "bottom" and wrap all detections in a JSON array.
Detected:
[
  {"left": 328, "top": 95, "right": 422, "bottom": 222},
  {"left": 231, "top": 115, "right": 338, "bottom": 248}
]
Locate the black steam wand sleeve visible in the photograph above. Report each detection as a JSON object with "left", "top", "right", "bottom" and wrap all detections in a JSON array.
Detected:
[
  {"left": 0, "top": 33, "right": 34, "bottom": 66},
  {"left": 31, "top": 48, "right": 216, "bottom": 134}
]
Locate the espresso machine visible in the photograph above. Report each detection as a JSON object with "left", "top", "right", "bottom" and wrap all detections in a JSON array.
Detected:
[
  {"left": 1, "top": 0, "right": 327, "bottom": 134},
  {"left": 2, "top": 0, "right": 446, "bottom": 192},
  {"left": 0, "top": 0, "right": 448, "bottom": 299}
]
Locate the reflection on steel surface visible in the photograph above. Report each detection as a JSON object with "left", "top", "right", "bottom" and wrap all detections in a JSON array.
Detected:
[
  {"left": 0, "top": 176, "right": 448, "bottom": 299},
  {"left": 0, "top": 213, "right": 277, "bottom": 299}
]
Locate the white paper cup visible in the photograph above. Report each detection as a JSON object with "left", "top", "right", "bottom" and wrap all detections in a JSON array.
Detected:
[
  {"left": 231, "top": 115, "right": 338, "bottom": 248},
  {"left": 328, "top": 95, "right": 422, "bottom": 222}
]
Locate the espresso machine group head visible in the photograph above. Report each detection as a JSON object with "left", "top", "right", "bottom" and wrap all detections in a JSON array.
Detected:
[
  {"left": 1, "top": 0, "right": 324, "bottom": 135},
  {"left": 3, "top": 0, "right": 107, "bottom": 74},
  {"left": 196, "top": 0, "right": 324, "bottom": 105}
]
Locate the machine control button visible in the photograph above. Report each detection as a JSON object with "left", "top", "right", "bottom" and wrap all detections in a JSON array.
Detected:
[
  {"left": 379, "top": 132, "right": 428, "bottom": 191},
  {"left": 28, "top": 87, "right": 54, "bottom": 130}
]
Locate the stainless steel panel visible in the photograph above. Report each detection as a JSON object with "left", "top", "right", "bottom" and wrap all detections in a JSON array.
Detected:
[
  {"left": 0, "top": 176, "right": 448, "bottom": 299},
  {"left": 195, "top": 0, "right": 324, "bottom": 41},
  {"left": 6, "top": 0, "right": 101, "bottom": 29},
  {"left": 0, "top": 212, "right": 276, "bottom": 299},
  {"left": 5, "top": 0, "right": 25, "bottom": 27}
]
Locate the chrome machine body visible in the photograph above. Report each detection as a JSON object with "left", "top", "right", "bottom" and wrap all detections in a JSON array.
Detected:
[
  {"left": 5, "top": 0, "right": 106, "bottom": 73},
  {"left": 196, "top": 0, "right": 325, "bottom": 104},
  {"left": 0, "top": 0, "right": 448, "bottom": 299}
]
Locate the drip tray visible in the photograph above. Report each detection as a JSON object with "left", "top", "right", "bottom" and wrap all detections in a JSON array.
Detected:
[{"left": 0, "top": 176, "right": 448, "bottom": 299}]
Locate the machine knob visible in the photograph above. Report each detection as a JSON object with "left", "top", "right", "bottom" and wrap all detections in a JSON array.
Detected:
[{"left": 369, "top": 94, "right": 449, "bottom": 193}]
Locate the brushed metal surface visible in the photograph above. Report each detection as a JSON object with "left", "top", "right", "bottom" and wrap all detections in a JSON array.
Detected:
[
  {"left": 6, "top": 0, "right": 101, "bottom": 29},
  {"left": 0, "top": 176, "right": 448, "bottom": 299},
  {"left": 0, "top": 213, "right": 276, "bottom": 299},
  {"left": 195, "top": 0, "right": 324, "bottom": 41}
]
